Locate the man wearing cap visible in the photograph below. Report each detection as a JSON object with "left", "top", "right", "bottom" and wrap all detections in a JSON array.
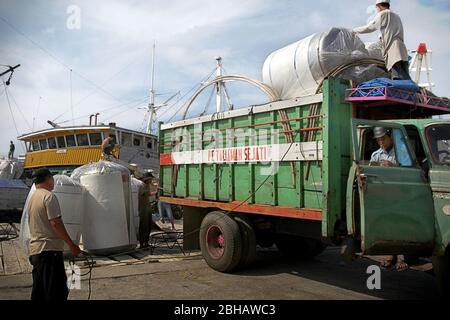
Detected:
[
  {"left": 28, "top": 168, "right": 81, "bottom": 301},
  {"left": 353, "top": 0, "right": 411, "bottom": 81},
  {"left": 369, "top": 128, "right": 409, "bottom": 270},
  {"left": 370, "top": 127, "right": 397, "bottom": 167}
]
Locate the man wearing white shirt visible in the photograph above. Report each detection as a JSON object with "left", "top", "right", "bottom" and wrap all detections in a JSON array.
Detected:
[{"left": 353, "top": 0, "right": 411, "bottom": 80}]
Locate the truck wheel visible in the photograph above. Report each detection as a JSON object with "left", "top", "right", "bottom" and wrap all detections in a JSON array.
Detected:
[
  {"left": 232, "top": 214, "right": 257, "bottom": 269},
  {"left": 432, "top": 251, "right": 450, "bottom": 297},
  {"left": 275, "top": 235, "right": 326, "bottom": 260},
  {"left": 199, "top": 211, "right": 243, "bottom": 272}
]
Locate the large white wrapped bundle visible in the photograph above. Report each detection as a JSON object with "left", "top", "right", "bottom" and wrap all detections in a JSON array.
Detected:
[
  {"left": 71, "top": 161, "right": 137, "bottom": 255},
  {"left": 53, "top": 175, "right": 85, "bottom": 253},
  {"left": 131, "top": 177, "right": 144, "bottom": 238},
  {"left": 262, "top": 28, "right": 387, "bottom": 99},
  {"left": 19, "top": 184, "right": 36, "bottom": 255},
  {"left": 0, "top": 160, "right": 23, "bottom": 180}
]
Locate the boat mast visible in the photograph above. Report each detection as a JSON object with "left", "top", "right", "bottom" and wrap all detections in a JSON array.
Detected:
[
  {"left": 146, "top": 42, "right": 156, "bottom": 134},
  {"left": 215, "top": 56, "right": 222, "bottom": 113},
  {"left": 214, "top": 57, "right": 233, "bottom": 113}
]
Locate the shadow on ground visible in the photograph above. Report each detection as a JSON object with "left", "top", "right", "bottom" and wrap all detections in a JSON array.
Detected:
[{"left": 234, "top": 246, "right": 440, "bottom": 300}]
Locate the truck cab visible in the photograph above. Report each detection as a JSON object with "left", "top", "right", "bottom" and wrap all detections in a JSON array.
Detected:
[{"left": 347, "top": 119, "right": 450, "bottom": 294}]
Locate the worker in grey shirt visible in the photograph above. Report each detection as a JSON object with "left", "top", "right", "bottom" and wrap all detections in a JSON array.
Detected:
[
  {"left": 370, "top": 127, "right": 397, "bottom": 166},
  {"left": 353, "top": 0, "right": 411, "bottom": 80}
]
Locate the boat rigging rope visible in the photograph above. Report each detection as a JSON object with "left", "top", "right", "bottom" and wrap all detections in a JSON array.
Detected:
[{"left": 2, "top": 80, "right": 26, "bottom": 153}]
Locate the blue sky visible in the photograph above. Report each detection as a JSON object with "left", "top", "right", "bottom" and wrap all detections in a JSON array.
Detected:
[{"left": 0, "top": 0, "right": 449, "bottom": 155}]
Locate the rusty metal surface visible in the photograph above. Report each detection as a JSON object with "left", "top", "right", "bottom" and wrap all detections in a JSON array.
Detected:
[{"left": 160, "top": 197, "right": 322, "bottom": 221}]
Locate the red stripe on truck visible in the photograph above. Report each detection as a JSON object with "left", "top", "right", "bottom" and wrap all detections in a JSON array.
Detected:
[{"left": 160, "top": 153, "right": 174, "bottom": 165}]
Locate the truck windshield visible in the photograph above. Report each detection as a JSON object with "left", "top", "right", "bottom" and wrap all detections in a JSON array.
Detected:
[{"left": 426, "top": 124, "right": 450, "bottom": 165}]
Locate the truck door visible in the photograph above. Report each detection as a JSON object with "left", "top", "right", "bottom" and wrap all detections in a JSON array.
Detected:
[
  {"left": 424, "top": 123, "right": 450, "bottom": 254},
  {"left": 350, "top": 119, "right": 435, "bottom": 255}
]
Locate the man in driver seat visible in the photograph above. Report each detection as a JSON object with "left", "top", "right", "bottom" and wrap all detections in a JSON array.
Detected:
[
  {"left": 370, "top": 127, "right": 410, "bottom": 271},
  {"left": 370, "top": 127, "right": 397, "bottom": 167}
]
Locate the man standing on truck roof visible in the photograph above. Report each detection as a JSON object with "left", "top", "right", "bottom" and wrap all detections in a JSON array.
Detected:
[{"left": 353, "top": 0, "right": 412, "bottom": 81}]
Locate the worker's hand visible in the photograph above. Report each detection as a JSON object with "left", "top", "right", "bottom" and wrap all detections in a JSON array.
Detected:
[
  {"left": 381, "top": 160, "right": 394, "bottom": 167},
  {"left": 70, "top": 244, "right": 82, "bottom": 257}
]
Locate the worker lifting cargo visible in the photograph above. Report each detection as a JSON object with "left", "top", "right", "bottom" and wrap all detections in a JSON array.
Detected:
[{"left": 353, "top": 0, "right": 411, "bottom": 81}]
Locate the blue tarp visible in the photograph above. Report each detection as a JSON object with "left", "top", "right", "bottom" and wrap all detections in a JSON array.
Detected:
[
  {"left": 351, "top": 78, "right": 421, "bottom": 101},
  {"left": 356, "top": 77, "right": 420, "bottom": 93}
]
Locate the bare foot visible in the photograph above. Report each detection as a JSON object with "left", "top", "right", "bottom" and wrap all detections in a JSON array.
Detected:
[
  {"left": 396, "top": 260, "right": 409, "bottom": 272},
  {"left": 381, "top": 255, "right": 396, "bottom": 270}
]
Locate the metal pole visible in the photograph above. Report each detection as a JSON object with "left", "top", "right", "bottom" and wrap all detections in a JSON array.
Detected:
[
  {"left": 215, "top": 56, "right": 222, "bottom": 113},
  {"left": 0, "top": 64, "right": 20, "bottom": 78},
  {"left": 147, "top": 42, "right": 156, "bottom": 134}
]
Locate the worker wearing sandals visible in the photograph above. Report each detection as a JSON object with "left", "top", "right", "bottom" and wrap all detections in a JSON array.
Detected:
[
  {"left": 381, "top": 255, "right": 415, "bottom": 272},
  {"left": 370, "top": 127, "right": 414, "bottom": 271}
]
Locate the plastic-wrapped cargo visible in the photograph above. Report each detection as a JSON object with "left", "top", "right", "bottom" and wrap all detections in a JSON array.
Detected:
[
  {"left": 19, "top": 184, "right": 35, "bottom": 255},
  {"left": 0, "top": 159, "right": 24, "bottom": 180},
  {"left": 53, "top": 175, "right": 84, "bottom": 253},
  {"left": 365, "top": 41, "right": 384, "bottom": 61},
  {"left": 71, "top": 161, "right": 137, "bottom": 255},
  {"left": 19, "top": 177, "right": 84, "bottom": 255},
  {"left": 131, "top": 177, "right": 144, "bottom": 238},
  {"left": 262, "top": 27, "right": 388, "bottom": 99}
]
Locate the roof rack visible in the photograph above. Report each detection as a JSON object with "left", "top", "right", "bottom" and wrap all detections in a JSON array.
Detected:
[{"left": 345, "top": 86, "right": 450, "bottom": 113}]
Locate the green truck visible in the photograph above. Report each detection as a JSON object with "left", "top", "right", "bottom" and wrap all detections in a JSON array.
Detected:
[{"left": 159, "top": 77, "right": 450, "bottom": 294}]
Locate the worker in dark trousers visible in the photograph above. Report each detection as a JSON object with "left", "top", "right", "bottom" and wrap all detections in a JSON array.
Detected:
[
  {"left": 8, "top": 141, "right": 15, "bottom": 160},
  {"left": 28, "top": 168, "right": 81, "bottom": 301},
  {"left": 353, "top": 0, "right": 411, "bottom": 80},
  {"left": 138, "top": 172, "right": 154, "bottom": 248}
]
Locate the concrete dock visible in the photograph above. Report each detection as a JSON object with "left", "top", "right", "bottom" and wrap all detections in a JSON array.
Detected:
[{"left": 0, "top": 221, "right": 440, "bottom": 300}]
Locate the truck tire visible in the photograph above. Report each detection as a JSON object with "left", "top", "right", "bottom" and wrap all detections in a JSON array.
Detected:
[
  {"left": 232, "top": 214, "right": 257, "bottom": 269},
  {"left": 199, "top": 211, "right": 243, "bottom": 272},
  {"left": 432, "top": 250, "right": 450, "bottom": 297},
  {"left": 275, "top": 235, "right": 326, "bottom": 260}
]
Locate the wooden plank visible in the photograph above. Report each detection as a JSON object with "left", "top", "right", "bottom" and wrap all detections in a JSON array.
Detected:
[
  {"left": 12, "top": 240, "right": 32, "bottom": 274},
  {"left": 1, "top": 240, "right": 22, "bottom": 275},
  {"left": 111, "top": 254, "right": 141, "bottom": 265},
  {"left": 128, "top": 250, "right": 151, "bottom": 260},
  {"left": 88, "top": 257, "right": 118, "bottom": 268}
]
